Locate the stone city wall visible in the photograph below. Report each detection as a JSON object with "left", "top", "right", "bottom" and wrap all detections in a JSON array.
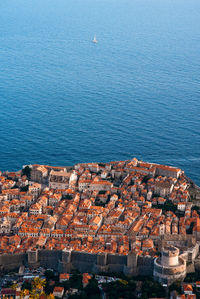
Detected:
[
  {"left": 0, "top": 249, "right": 175, "bottom": 278},
  {"left": 0, "top": 253, "right": 27, "bottom": 272},
  {"left": 38, "top": 250, "right": 62, "bottom": 270},
  {"left": 137, "top": 255, "right": 154, "bottom": 276}
]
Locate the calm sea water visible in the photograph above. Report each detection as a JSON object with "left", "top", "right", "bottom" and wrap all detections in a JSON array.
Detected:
[{"left": 0, "top": 0, "right": 200, "bottom": 184}]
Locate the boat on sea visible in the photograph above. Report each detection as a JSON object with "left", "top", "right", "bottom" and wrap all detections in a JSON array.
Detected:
[{"left": 92, "top": 35, "right": 98, "bottom": 43}]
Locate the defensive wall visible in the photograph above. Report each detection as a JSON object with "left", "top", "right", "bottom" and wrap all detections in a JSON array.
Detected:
[
  {"left": 137, "top": 255, "right": 155, "bottom": 276},
  {"left": 0, "top": 253, "right": 27, "bottom": 273},
  {"left": 0, "top": 249, "right": 142, "bottom": 276},
  {"left": 0, "top": 243, "right": 197, "bottom": 281}
]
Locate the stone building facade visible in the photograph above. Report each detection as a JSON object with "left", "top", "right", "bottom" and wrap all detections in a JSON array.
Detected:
[{"left": 49, "top": 170, "right": 70, "bottom": 189}]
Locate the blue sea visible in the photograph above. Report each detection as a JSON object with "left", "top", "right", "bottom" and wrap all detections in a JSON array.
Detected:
[{"left": 0, "top": 0, "right": 200, "bottom": 184}]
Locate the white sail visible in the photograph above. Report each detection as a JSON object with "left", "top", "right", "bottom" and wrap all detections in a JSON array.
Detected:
[{"left": 92, "top": 35, "right": 98, "bottom": 43}]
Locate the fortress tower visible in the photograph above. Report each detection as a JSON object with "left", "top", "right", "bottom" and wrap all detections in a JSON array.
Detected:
[
  {"left": 27, "top": 249, "right": 40, "bottom": 268},
  {"left": 154, "top": 246, "right": 186, "bottom": 285}
]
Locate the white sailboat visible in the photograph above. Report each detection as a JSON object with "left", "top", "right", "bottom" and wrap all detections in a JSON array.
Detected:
[{"left": 92, "top": 35, "right": 98, "bottom": 43}]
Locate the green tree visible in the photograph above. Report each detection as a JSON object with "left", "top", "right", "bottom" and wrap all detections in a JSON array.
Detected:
[
  {"left": 20, "top": 185, "right": 29, "bottom": 192},
  {"left": 22, "top": 280, "right": 32, "bottom": 291},
  {"left": 169, "top": 280, "right": 182, "bottom": 294},
  {"left": 84, "top": 278, "right": 101, "bottom": 298},
  {"left": 141, "top": 279, "right": 166, "bottom": 299},
  {"left": 69, "top": 274, "right": 83, "bottom": 290},
  {"left": 103, "top": 280, "right": 136, "bottom": 299},
  {"left": 44, "top": 270, "right": 55, "bottom": 281},
  {"left": 22, "top": 166, "right": 31, "bottom": 179}
]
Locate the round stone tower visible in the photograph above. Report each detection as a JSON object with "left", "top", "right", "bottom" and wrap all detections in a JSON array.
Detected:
[
  {"left": 154, "top": 246, "right": 186, "bottom": 285},
  {"left": 161, "top": 246, "right": 179, "bottom": 267}
]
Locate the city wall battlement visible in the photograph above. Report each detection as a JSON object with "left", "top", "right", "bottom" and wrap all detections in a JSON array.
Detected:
[
  {"left": 0, "top": 245, "right": 198, "bottom": 283},
  {"left": 0, "top": 249, "right": 141, "bottom": 276}
]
